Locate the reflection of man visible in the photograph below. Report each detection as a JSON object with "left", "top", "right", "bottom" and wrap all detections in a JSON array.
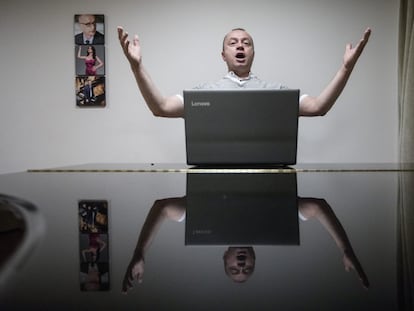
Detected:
[
  {"left": 122, "top": 195, "right": 369, "bottom": 293},
  {"left": 75, "top": 14, "right": 104, "bottom": 45},
  {"left": 223, "top": 247, "right": 256, "bottom": 283}
]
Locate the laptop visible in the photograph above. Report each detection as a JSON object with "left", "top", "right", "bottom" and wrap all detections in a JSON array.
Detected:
[
  {"left": 185, "top": 172, "right": 299, "bottom": 245},
  {"left": 184, "top": 89, "right": 299, "bottom": 167}
]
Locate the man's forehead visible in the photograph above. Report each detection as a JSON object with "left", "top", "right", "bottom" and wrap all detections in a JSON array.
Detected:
[
  {"left": 225, "top": 29, "right": 252, "bottom": 41},
  {"left": 79, "top": 15, "right": 95, "bottom": 22}
]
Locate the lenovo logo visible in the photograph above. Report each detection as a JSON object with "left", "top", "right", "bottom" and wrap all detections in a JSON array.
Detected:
[
  {"left": 191, "top": 101, "right": 211, "bottom": 107},
  {"left": 192, "top": 229, "right": 212, "bottom": 235}
]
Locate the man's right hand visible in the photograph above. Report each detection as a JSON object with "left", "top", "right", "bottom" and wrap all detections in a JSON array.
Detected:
[{"left": 118, "top": 26, "right": 142, "bottom": 68}]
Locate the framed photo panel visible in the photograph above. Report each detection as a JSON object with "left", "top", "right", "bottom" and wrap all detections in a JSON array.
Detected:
[
  {"left": 74, "top": 14, "right": 105, "bottom": 45},
  {"left": 75, "top": 76, "right": 106, "bottom": 107},
  {"left": 75, "top": 45, "right": 105, "bottom": 76}
]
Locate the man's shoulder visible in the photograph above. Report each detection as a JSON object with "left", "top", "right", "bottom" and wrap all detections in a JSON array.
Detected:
[
  {"left": 95, "top": 31, "right": 105, "bottom": 38},
  {"left": 194, "top": 75, "right": 245, "bottom": 89},
  {"left": 74, "top": 33, "right": 83, "bottom": 44},
  {"left": 193, "top": 80, "right": 227, "bottom": 89},
  {"left": 93, "top": 31, "right": 105, "bottom": 44}
]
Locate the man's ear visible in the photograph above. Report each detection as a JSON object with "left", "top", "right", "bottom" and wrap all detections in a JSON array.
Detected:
[{"left": 221, "top": 51, "right": 226, "bottom": 62}]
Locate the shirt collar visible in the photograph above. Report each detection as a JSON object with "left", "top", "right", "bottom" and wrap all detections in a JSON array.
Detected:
[
  {"left": 225, "top": 71, "right": 256, "bottom": 86},
  {"left": 227, "top": 71, "right": 255, "bottom": 80},
  {"left": 83, "top": 35, "right": 94, "bottom": 44}
]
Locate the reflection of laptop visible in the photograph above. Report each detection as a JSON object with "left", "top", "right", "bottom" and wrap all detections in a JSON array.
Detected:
[
  {"left": 184, "top": 89, "right": 299, "bottom": 167},
  {"left": 185, "top": 173, "right": 299, "bottom": 245}
]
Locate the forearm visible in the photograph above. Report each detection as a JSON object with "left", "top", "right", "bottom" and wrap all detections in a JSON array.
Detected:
[
  {"left": 130, "top": 63, "right": 183, "bottom": 118},
  {"left": 118, "top": 26, "right": 184, "bottom": 118},
  {"left": 98, "top": 240, "right": 106, "bottom": 251},
  {"left": 132, "top": 200, "right": 169, "bottom": 257},
  {"left": 300, "top": 64, "right": 352, "bottom": 116},
  {"left": 299, "top": 197, "right": 353, "bottom": 253},
  {"left": 313, "top": 200, "right": 353, "bottom": 253},
  {"left": 95, "top": 59, "right": 103, "bottom": 70},
  {"left": 316, "top": 64, "right": 352, "bottom": 114},
  {"left": 132, "top": 197, "right": 185, "bottom": 257},
  {"left": 82, "top": 250, "right": 88, "bottom": 261}
]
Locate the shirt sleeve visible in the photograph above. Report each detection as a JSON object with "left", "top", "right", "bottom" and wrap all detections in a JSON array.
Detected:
[
  {"left": 299, "top": 211, "right": 308, "bottom": 221},
  {"left": 176, "top": 94, "right": 184, "bottom": 103},
  {"left": 177, "top": 211, "right": 186, "bottom": 222},
  {"left": 299, "top": 94, "right": 309, "bottom": 103}
]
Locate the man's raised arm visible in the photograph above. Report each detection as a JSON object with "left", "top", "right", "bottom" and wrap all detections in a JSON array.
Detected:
[
  {"left": 117, "top": 26, "right": 184, "bottom": 118},
  {"left": 299, "top": 28, "right": 371, "bottom": 117}
]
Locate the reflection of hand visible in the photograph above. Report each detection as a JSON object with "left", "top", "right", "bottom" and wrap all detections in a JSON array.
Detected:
[
  {"left": 342, "top": 249, "right": 369, "bottom": 289},
  {"left": 122, "top": 253, "right": 145, "bottom": 294}
]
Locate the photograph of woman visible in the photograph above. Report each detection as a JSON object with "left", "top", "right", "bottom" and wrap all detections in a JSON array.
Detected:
[{"left": 76, "top": 45, "right": 104, "bottom": 76}]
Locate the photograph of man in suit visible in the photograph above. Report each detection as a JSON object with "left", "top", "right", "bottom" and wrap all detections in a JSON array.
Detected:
[{"left": 74, "top": 14, "right": 105, "bottom": 45}]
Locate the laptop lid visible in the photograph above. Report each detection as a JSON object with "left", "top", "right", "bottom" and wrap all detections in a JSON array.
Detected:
[
  {"left": 184, "top": 89, "right": 299, "bottom": 166},
  {"left": 185, "top": 172, "right": 299, "bottom": 245}
]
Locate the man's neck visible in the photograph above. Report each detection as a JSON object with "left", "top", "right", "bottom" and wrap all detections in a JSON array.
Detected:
[
  {"left": 232, "top": 70, "right": 250, "bottom": 79},
  {"left": 228, "top": 71, "right": 252, "bottom": 80}
]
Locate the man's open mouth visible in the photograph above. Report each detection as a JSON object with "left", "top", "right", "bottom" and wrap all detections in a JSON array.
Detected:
[
  {"left": 237, "top": 254, "right": 247, "bottom": 261},
  {"left": 235, "top": 52, "right": 246, "bottom": 59}
]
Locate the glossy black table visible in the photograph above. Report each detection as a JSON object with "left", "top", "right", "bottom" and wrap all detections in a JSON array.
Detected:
[{"left": 0, "top": 163, "right": 413, "bottom": 310}]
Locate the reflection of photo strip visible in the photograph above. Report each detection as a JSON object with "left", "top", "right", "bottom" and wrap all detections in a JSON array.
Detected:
[
  {"left": 78, "top": 200, "right": 110, "bottom": 291},
  {"left": 75, "top": 45, "right": 105, "bottom": 76},
  {"left": 79, "top": 233, "right": 110, "bottom": 291},
  {"left": 75, "top": 76, "right": 106, "bottom": 107}
]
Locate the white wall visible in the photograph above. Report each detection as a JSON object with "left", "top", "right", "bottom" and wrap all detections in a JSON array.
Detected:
[{"left": 0, "top": 0, "right": 399, "bottom": 174}]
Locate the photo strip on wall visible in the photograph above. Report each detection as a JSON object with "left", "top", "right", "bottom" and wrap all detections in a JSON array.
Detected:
[{"left": 74, "top": 14, "right": 106, "bottom": 108}]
